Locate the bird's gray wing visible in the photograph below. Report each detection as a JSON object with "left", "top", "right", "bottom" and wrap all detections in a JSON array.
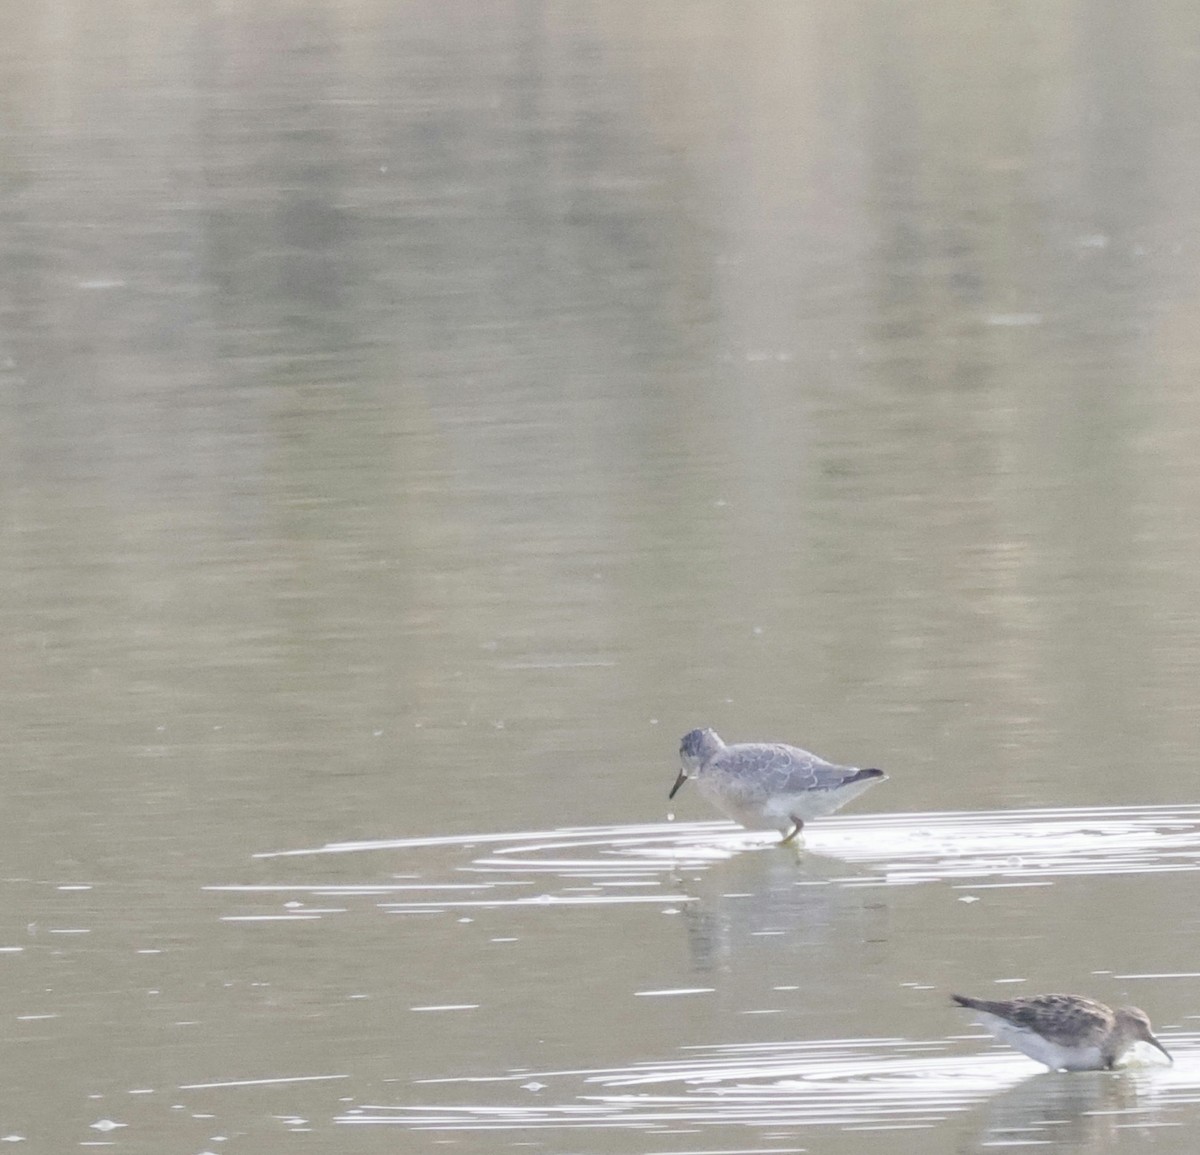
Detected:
[
  {"left": 717, "top": 743, "right": 852, "bottom": 796},
  {"left": 711, "top": 744, "right": 801, "bottom": 803},
  {"left": 771, "top": 744, "right": 861, "bottom": 792}
]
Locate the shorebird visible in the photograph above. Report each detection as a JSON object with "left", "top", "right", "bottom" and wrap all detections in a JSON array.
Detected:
[
  {"left": 668, "top": 728, "right": 886, "bottom": 843},
  {"left": 952, "top": 993, "right": 1172, "bottom": 1071}
]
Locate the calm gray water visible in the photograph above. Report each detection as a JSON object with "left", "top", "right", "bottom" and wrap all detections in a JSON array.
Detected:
[{"left": 4, "top": 2, "right": 1200, "bottom": 1151}]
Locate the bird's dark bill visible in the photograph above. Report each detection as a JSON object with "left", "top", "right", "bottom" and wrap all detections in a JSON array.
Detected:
[
  {"left": 668, "top": 770, "right": 688, "bottom": 799},
  {"left": 1149, "top": 1035, "right": 1173, "bottom": 1064}
]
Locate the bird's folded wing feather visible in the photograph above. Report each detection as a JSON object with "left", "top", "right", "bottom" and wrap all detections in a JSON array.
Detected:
[{"left": 1001, "top": 997, "right": 1108, "bottom": 1043}]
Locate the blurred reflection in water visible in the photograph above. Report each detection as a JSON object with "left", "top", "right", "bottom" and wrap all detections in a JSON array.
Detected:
[
  {"left": 969, "top": 1071, "right": 1144, "bottom": 1150},
  {"left": 675, "top": 844, "right": 889, "bottom": 974}
]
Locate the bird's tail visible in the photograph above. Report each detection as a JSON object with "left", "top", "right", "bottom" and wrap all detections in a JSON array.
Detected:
[{"left": 851, "top": 767, "right": 886, "bottom": 783}]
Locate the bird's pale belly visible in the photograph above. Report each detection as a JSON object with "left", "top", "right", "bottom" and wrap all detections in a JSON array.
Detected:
[
  {"left": 979, "top": 1012, "right": 1104, "bottom": 1071},
  {"left": 695, "top": 782, "right": 778, "bottom": 830}
]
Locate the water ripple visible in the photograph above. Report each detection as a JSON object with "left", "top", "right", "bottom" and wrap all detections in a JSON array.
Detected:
[
  {"left": 217, "top": 805, "right": 1200, "bottom": 920},
  {"left": 334, "top": 1032, "right": 1200, "bottom": 1139}
]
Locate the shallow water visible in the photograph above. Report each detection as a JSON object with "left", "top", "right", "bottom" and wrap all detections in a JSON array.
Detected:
[
  {"left": 6, "top": 796, "right": 1200, "bottom": 1152},
  {"left": 14, "top": 809, "right": 1192, "bottom": 1152},
  {"left": 5, "top": 1, "right": 1200, "bottom": 1152}
]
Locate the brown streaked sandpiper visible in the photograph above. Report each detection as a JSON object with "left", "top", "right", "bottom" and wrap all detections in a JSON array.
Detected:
[{"left": 952, "top": 992, "right": 1172, "bottom": 1071}]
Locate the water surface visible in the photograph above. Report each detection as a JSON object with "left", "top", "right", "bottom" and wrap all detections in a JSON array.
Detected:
[{"left": 3, "top": 1, "right": 1200, "bottom": 1152}]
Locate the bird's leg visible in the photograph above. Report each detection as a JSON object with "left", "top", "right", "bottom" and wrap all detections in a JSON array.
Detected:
[{"left": 779, "top": 818, "right": 804, "bottom": 845}]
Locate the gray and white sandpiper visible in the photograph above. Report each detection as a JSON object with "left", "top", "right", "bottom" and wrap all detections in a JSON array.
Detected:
[
  {"left": 669, "top": 728, "right": 886, "bottom": 844},
  {"left": 952, "top": 993, "right": 1172, "bottom": 1071}
]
